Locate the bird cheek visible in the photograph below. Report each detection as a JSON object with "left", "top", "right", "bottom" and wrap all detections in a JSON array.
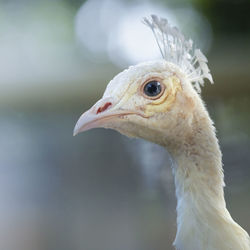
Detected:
[
  {"left": 144, "top": 99, "right": 174, "bottom": 116},
  {"left": 143, "top": 77, "right": 182, "bottom": 116}
]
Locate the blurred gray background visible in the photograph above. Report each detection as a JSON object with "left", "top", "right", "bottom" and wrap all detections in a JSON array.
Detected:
[{"left": 0, "top": 0, "right": 250, "bottom": 249}]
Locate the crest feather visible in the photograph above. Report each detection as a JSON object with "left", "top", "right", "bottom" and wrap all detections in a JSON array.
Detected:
[{"left": 143, "top": 15, "right": 213, "bottom": 93}]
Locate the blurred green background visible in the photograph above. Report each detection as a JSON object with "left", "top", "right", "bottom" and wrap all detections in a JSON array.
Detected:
[{"left": 0, "top": 0, "right": 250, "bottom": 249}]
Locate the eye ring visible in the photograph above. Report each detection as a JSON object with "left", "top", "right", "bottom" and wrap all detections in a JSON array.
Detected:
[{"left": 140, "top": 78, "right": 165, "bottom": 100}]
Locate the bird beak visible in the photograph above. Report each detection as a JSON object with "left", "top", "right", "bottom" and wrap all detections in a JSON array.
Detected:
[{"left": 73, "top": 97, "right": 137, "bottom": 136}]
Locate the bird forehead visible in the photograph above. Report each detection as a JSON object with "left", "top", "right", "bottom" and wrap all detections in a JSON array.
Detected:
[{"left": 102, "top": 60, "right": 181, "bottom": 101}]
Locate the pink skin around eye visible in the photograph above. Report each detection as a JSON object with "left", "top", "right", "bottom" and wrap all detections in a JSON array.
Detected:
[{"left": 96, "top": 102, "right": 112, "bottom": 114}]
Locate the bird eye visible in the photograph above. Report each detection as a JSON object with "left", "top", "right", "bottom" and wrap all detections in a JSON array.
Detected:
[{"left": 143, "top": 80, "right": 162, "bottom": 97}]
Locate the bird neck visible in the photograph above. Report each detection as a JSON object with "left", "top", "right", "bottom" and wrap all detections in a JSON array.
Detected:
[{"left": 165, "top": 109, "right": 250, "bottom": 250}]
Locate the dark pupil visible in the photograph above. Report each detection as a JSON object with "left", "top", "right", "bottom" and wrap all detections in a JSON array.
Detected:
[{"left": 144, "top": 81, "right": 162, "bottom": 97}]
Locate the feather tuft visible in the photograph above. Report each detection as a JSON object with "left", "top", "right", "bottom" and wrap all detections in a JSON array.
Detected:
[{"left": 143, "top": 15, "right": 213, "bottom": 92}]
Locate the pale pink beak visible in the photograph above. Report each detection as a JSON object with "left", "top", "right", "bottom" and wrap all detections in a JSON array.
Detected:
[{"left": 73, "top": 97, "right": 139, "bottom": 136}]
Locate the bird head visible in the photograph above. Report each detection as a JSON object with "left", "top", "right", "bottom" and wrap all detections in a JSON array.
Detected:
[
  {"left": 74, "top": 15, "right": 213, "bottom": 148},
  {"left": 74, "top": 60, "right": 201, "bottom": 146}
]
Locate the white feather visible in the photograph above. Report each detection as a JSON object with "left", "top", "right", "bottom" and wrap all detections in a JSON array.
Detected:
[{"left": 143, "top": 15, "right": 213, "bottom": 93}]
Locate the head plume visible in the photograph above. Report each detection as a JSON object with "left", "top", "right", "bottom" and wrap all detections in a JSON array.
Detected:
[{"left": 143, "top": 15, "right": 213, "bottom": 93}]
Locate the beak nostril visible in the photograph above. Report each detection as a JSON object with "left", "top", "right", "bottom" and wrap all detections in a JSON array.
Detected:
[{"left": 96, "top": 102, "right": 112, "bottom": 114}]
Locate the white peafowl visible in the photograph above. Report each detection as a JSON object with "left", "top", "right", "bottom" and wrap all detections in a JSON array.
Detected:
[{"left": 74, "top": 15, "right": 250, "bottom": 250}]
